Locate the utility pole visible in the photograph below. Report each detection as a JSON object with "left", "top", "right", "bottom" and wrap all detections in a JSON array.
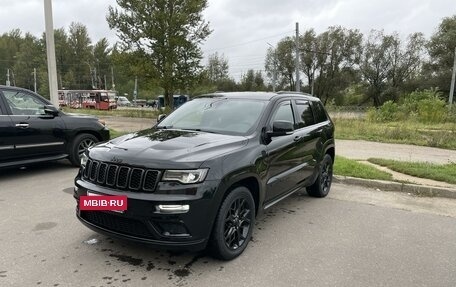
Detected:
[
  {"left": 111, "top": 67, "right": 115, "bottom": 90},
  {"left": 104, "top": 75, "right": 107, "bottom": 90},
  {"left": 33, "top": 68, "right": 37, "bottom": 92},
  {"left": 311, "top": 48, "right": 316, "bottom": 96},
  {"left": 94, "top": 67, "right": 98, "bottom": 89},
  {"left": 44, "top": 0, "right": 59, "bottom": 107},
  {"left": 449, "top": 47, "right": 456, "bottom": 107},
  {"left": 10, "top": 69, "right": 16, "bottom": 86},
  {"left": 6, "top": 68, "right": 10, "bottom": 86},
  {"left": 133, "top": 76, "right": 138, "bottom": 106},
  {"left": 295, "top": 22, "right": 300, "bottom": 92}
]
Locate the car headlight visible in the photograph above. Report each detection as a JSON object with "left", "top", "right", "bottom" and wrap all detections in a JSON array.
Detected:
[
  {"left": 162, "top": 169, "right": 208, "bottom": 184},
  {"left": 80, "top": 153, "right": 89, "bottom": 169}
]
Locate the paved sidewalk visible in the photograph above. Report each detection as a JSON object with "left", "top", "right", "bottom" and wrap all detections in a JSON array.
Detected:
[{"left": 336, "top": 139, "right": 456, "bottom": 164}]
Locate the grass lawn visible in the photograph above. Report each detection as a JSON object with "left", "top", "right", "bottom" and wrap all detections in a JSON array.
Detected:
[
  {"left": 333, "top": 118, "right": 456, "bottom": 150},
  {"left": 368, "top": 158, "right": 456, "bottom": 184},
  {"left": 334, "top": 156, "right": 393, "bottom": 181}
]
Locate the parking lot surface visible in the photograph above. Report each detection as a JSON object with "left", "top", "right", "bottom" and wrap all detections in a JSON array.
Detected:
[{"left": 1, "top": 161, "right": 455, "bottom": 287}]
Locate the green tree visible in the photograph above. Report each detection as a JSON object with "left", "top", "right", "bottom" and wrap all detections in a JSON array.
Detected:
[
  {"left": 265, "top": 37, "right": 296, "bottom": 90},
  {"left": 93, "top": 38, "right": 112, "bottom": 89},
  {"left": 68, "top": 22, "right": 93, "bottom": 89},
  {"left": 107, "top": 0, "right": 211, "bottom": 107},
  {"left": 360, "top": 30, "right": 426, "bottom": 106},
  {"left": 207, "top": 52, "right": 229, "bottom": 82},
  {"left": 0, "top": 29, "right": 23, "bottom": 86},
  {"left": 311, "top": 27, "right": 363, "bottom": 104},
  {"left": 426, "top": 15, "right": 456, "bottom": 98},
  {"left": 360, "top": 30, "right": 397, "bottom": 106},
  {"left": 240, "top": 69, "right": 255, "bottom": 91},
  {"left": 13, "top": 33, "right": 44, "bottom": 91}
]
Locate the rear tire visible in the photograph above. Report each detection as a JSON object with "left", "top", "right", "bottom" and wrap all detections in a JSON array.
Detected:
[
  {"left": 307, "top": 154, "right": 333, "bottom": 198},
  {"left": 209, "top": 186, "right": 255, "bottom": 260},
  {"left": 69, "top": 133, "right": 98, "bottom": 167}
]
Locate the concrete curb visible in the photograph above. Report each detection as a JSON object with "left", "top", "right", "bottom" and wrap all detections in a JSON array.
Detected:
[{"left": 333, "top": 175, "right": 456, "bottom": 199}]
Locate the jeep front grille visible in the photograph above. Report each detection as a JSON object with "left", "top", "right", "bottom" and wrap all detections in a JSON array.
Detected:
[{"left": 82, "top": 159, "right": 161, "bottom": 193}]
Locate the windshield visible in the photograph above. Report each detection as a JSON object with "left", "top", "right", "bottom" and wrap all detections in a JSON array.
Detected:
[{"left": 157, "top": 98, "right": 267, "bottom": 135}]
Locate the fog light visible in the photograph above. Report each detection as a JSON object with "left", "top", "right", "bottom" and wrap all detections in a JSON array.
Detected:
[{"left": 156, "top": 204, "right": 190, "bottom": 214}]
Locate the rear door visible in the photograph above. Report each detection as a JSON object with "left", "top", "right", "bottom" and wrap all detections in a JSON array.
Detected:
[
  {"left": 0, "top": 94, "right": 15, "bottom": 161},
  {"left": 1, "top": 88, "right": 66, "bottom": 160},
  {"left": 292, "top": 99, "right": 320, "bottom": 184}
]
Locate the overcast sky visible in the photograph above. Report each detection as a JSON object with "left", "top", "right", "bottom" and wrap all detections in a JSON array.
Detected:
[{"left": 1, "top": 0, "right": 455, "bottom": 80}]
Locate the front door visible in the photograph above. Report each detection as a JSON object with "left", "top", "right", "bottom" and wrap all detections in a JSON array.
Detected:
[
  {"left": 265, "top": 100, "right": 303, "bottom": 202},
  {"left": 1, "top": 88, "right": 66, "bottom": 160},
  {"left": 0, "top": 96, "right": 15, "bottom": 162}
]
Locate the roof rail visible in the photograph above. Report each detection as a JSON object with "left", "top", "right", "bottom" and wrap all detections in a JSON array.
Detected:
[{"left": 276, "top": 91, "right": 312, "bottom": 96}]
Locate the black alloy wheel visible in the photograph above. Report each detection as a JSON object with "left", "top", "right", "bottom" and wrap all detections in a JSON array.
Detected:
[
  {"left": 223, "top": 197, "right": 252, "bottom": 250},
  {"left": 210, "top": 186, "right": 255, "bottom": 260},
  {"left": 307, "top": 154, "right": 333, "bottom": 198},
  {"left": 69, "top": 133, "right": 98, "bottom": 166}
]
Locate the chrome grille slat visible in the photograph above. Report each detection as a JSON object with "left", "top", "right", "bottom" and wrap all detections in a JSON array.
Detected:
[{"left": 81, "top": 159, "right": 160, "bottom": 193}]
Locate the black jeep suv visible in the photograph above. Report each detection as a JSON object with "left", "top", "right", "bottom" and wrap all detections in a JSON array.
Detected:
[
  {"left": 74, "top": 92, "right": 335, "bottom": 260},
  {"left": 0, "top": 85, "right": 109, "bottom": 168}
]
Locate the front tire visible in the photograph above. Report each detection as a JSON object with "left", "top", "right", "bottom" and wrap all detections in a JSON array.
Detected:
[
  {"left": 307, "top": 154, "right": 333, "bottom": 198},
  {"left": 69, "top": 133, "right": 98, "bottom": 167},
  {"left": 209, "top": 186, "right": 255, "bottom": 260}
]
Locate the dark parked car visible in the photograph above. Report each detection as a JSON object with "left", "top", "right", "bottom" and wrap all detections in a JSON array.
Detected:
[
  {"left": 74, "top": 92, "right": 335, "bottom": 260},
  {"left": 0, "top": 85, "right": 110, "bottom": 168}
]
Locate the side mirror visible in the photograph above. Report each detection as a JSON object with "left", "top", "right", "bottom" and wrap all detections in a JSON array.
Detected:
[
  {"left": 268, "top": 120, "right": 294, "bottom": 137},
  {"left": 157, "top": 114, "right": 167, "bottom": 123},
  {"left": 43, "top": 105, "right": 59, "bottom": 117}
]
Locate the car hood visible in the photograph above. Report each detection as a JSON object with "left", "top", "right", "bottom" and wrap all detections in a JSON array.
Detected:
[{"left": 89, "top": 128, "right": 248, "bottom": 169}]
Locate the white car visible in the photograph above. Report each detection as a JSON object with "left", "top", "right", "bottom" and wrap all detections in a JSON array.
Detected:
[{"left": 117, "top": 96, "right": 131, "bottom": 107}]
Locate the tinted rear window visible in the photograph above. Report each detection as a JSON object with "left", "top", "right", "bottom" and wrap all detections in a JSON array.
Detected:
[
  {"left": 295, "top": 100, "right": 315, "bottom": 128},
  {"left": 311, "top": 101, "right": 328, "bottom": 123}
]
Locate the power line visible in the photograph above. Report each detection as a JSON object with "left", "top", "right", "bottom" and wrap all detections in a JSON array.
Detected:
[{"left": 203, "top": 30, "right": 294, "bottom": 53}]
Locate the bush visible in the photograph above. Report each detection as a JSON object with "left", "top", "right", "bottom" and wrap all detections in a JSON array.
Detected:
[
  {"left": 368, "top": 89, "right": 453, "bottom": 123},
  {"left": 366, "top": 101, "right": 399, "bottom": 122},
  {"left": 416, "top": 97, "right": 447, "bottom": 123}
]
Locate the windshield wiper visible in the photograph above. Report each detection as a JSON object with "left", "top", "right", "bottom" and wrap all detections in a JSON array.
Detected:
[
  {"left": 156, "top": 125, "right": 173, "bottom": 129},
  {"left": 180, "top": 128, "right": 218, "bottom": 134}
]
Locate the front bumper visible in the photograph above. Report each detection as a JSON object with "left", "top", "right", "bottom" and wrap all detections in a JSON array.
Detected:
[{"left": 74, "top": 177, "right": 222, "bottom": 251}]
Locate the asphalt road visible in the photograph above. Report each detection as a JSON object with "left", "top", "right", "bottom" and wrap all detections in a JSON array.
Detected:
[{"left": 1, "top": 161, "right": 456, "bottom": 287}]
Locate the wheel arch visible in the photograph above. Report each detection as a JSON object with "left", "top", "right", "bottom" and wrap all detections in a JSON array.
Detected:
[{"left": 218, "top": 173, "right": 262, "bottom": 218}]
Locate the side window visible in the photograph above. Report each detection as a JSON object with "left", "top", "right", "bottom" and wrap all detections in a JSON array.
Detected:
[
  {"left": 295, "top": 100, "right": 316, "bottom": 128},
  {"left": 311, "top": 101, "right": 328, "bottom": 123},
  {"left": 270, "top": 100, "right": 295, "bottom": 129},
  {"left": 3, "top": 90, "right": 46, "bottom": 116}
]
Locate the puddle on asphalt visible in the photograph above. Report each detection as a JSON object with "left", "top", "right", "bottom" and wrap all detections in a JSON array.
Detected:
[{"left": 32, "top": 222, "right": 57, "bottom": 231}]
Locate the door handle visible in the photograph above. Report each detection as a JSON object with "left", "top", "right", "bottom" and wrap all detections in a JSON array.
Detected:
[
  {"left": 15, "top": 123, "right": 29, "bottom": 128},
  {"left": 293, "top": 136, "right": 302, "bottom": 142}
]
